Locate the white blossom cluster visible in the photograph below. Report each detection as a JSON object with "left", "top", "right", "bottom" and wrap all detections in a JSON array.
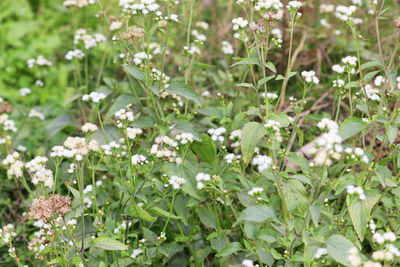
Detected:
[
  {"left": 65, "top": 49, "right": 85, "bottom": 60},
  {"left": 0, "top": 224, "right": 16, "bottom": 243},
  {"left": 150, "top": 136, "right": 181, "bottom": 164},
  {"left": 127, "top": 128, "right": 143, "bottom": 139},
  {"left": 0, "top": 114, "right": 17, "bottom": 132},
  {"left": 225, "top": 153, "right": 241, "bottom": 164},
  {"left": 82, "top": 92, "right": 106, "bottom": 103},
  {"left": 119, "top": 0, "right": 160, "bottom": 15},
  {"left": 74, "top": 29, "right": 106, "bottom": 50},
  {"left": 133, "top": 52, "right": 152, "bottom": 65},
  {"left": 29, "top": 109, "right": 45, "bottom": 121},
  {"left": 254, "top": 0, "right": 283, "bottom": 20},
  {"left": 271, "top": 28, "right": 282, "bottom": 47},
  {"left": 370, "top": 232, "right": 400, "bottom": 263},
  {"left": 63, "top": 0, "right": 95, "bottom": 8},
  {"left": 184, "top": 45, "right": 201, "bottom": 55},
  {"left": 264, "top": 120, "right": 282, "bottom": 142},
  {"left": 252, "top": 155, "right": 272, "bottom": 172},
  {"left": 2, "top": 152, "right": 24, "bottom": 178},
  {"left": 364, "top": 84, "right": 381, "bottom": 102},
  {"left": 310, "top": 118, "right": 342, "bottom": 166},
  {"left": 26, "top": 156, "right": 54, "bottom": 188},
  {"left": 131, "top": 154, "right": 148, "bottom": 165},
  {"left": 115, "top": 105, "right": 135, "bottom": 126},
  {"left": 168, "top": 175, "right": 185, "bottom": 190},
  {"left": 110, "top": 21, "right": 123, "bottom": 31},
  {"left": 314, "top": 248, "right": 328, "bottom": 259},
  {"left": 208, "top": 127, "right": 226, "bottom": 143},
  {"left": 242, "top": 259, "right": 259, "bottom": 267},
  {"left": 27, "top": 55, "right": 52, "bottom": 68},
  {"left": 320, "top": 4, "right": 334, "bottom": 13},
  {"left": 175, "top": 132, "right": 194, "bottom": 145},
  {"left": 301, "top": 70, "right": 319, "bottom": 85},
  {"left": 229, "top": 129, "right": 241, "bottom": 148},
  {"left": 335, "top": 5, "right": 357, "bottom": 22},
  {"left": 344, "top": 147, "right": 369, "bottom": 164},
  {"left": 248, "top": 187, "right": 263, "bottom": 200},
  {"left": 346, "top": 184, "right": 366, "bottom": 200},
  {"left": 20, "top": 88, "right": 31, "bottom": 96},
  {"left": 81, "top": 123, "right": 98, "bottom": 133},
  {"left": 347, "top": 247, "right": 362, "bottom": 267},
  {"left": 101, "top": 141, "right": 120, "bottom": 156},
  {"left": 195, "top": 172, "right": 211, "bottom": 190},
  {"left": 221, "top": 41, "right": 234, "bottom": 55},
  {"left": 287, "top": 1, "right": 302, "bottom": 10},
  {"left": 52, "top": 136, "right": 99, "bottom": 160}
]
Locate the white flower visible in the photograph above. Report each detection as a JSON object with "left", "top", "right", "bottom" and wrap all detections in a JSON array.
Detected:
[
  {"left": 175, "top": 132, "right": 194, "bottom": 145},
  {"left": 287, "top": 1, "right": 302, "bottom": 10},
  {"left": 127, "top": 128, "right": 142, "bottom": 139},
  {"left": 65, "top": 49, "right": 85, "bottom": 60},
  {"left": 335, "top": 5, "right": 357, "bottom": 21},
  {"left": 208, "top": 127, "right": 226, "bottom": 143},
  {"left": 332, "top": 64, "right": 345, "bottom": 73},
  {"left": 252, "top": 155, "right": 272, "bottom": 172},
  {"left": 20, "top": 88, "right": 31, "bottom": 96},
  {"left": 248, "top": 187, "right": 264, "bottom": 196},
  {"left": 232, "top": 17, "right": 248, "bottom": 31},
  {"left": 82, "top": 92, "right": 106, "bottom": 103},
  {"left": 131, "top": 154, "right": 148, "bottom": 165},
  {"left": 242, "top": 259, "right": 255, "bottom": 267},
  {"left": 81, "top": 123, "right": 98, "bottom": 133},
  {"left": 314, "top": 248, "right": 328, "bottom": 259},
  {"left": 110, "top": 21, "right": 123, "bottom": 31},
  {"left": 301, "top": 70, "right": 319, "bottom": 84},
  {"left": 169, "top": 175, "right": 185, "bottom": 190},
  {"left": 29, "top": 109, "right": 45, "bottom": 120},
  {"left": 347, "top": 247, "right": 361, "bottom": 267},
  {"left": 131, "top": 249, "right": 143, "bottom": 259},
  {"left": 222, "top": 41, "right": 234, "bottom": 55}
]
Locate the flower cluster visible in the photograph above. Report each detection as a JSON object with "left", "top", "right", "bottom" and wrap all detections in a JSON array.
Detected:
[
  {"left": 252, "top": 155, "right": 272, "bottom": 172},
  {"left": 74, "top": 29, "right": 106, "bottom": 50},
  {"left": 168, "top": 175, "right": 185, "bottom": 190},
  {"left": 27, "top": 55, "right": 52, "bottom": 68},
  {"left": 310, "top": 118, "right": 342, "bottom": 166},
  {"left": 175, "top": 132, "right": 194, "bottom": 145},
  {"left": 82, "top": 92, "right": 106, "bottom": 103},
  {"left": 346, "top": 184, "right": 366, "bottom": 200},
  {"left": 195, "top": 172, "right": 211, "bottom": 190},
  {"left": 2, "top": 152, "right": 24, "bottom": 178},
  {"left": 301, "top": 70, "right": 319, "bottom": 85},
  {"left": 65, "top": 49, "right": 85, "bottom": 60},
  {"left": 63, "top": 0, "right": 95, "bottom": 8},
  {"left": 150, "top": 136, "right": 181, "bottom": 164},
  {"left": 208, "top": 127, "right": 226, "bottom": 143},
  {"left": 26, "top": 156, "right": 54, "bottom": 188}
]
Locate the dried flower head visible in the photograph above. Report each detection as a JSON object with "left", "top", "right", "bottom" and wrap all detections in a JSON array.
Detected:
[{"left": 29, "top": 195, "right": 71, "bottom": 222}]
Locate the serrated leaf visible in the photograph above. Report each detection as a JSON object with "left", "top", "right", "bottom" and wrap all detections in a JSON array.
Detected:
[
  {"left": 191, "top": 134, "right": 216, "bottom": 165},
  {"left": 198, "top": 207, "right": 217, "bottom": 229},
  {"left": 265, "top": 62, "right": 276, "bottom": 73},
  {"left": 123, "top": 65, "right": 146, "bottom": 81},
  {"left": 326, "top": 235, "right": 355, "bottom": 266},
  {"left": 166, "top": 82, "right": 201, "bottom": 106},
  {"left": 236, "top": 205, "right": 276, "bottom": 225},
  {"left": 361, "top": 61, "right": 384, "bottom": 70},
  {"left": 338, "top": 117, "right": 366, "bottom": 140},
  {"left": 241, "top": 122, "right": 265, "bottom": 164},
  {"left": 215, "top": 242, "right": 242, "bottom": 257},
  {"left": 46, "top": 111, "right": 75, "bottom": 139},
  {"left": 91, "top": 236, "right": 128, "bottom": 251}
]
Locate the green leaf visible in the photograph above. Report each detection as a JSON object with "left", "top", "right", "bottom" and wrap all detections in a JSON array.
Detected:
[
  {"left": 91, "top": 236, "right": 128, "bottom": 251},
  {"left": 126, "top": 205, "right": 157, "bottom": 222},
  {"left": 258, "top": 75, "right": 276, "bottom": 87},
  {"left": 326, "top": 235, "right": 355, "bottom": 266},
  {"left": 364, "top": 70, "right": 380, "bottom": 83},
  {"left": 361, "top": 61, "right": 384, "bottom": 70},
  {"left": 348, "top": 190, "right": 379, "bottom": 241},
  {"left": 236, "top": 83, "right": 254, "bottom": 88},
  {"left": 338, "top": 117, "right": 366, "bottom": 140},
  {"left": 166, "top": 82, "right": 202, "bottom": 106},
  {"left": 149, "top": 206, "right": 180, "bottom": 220},
  {"left": 236, "top": 205, "right": 276, "bottom": 225},
  {"left": 265, "top": 62, "right": 276, "bottom": 73},
  {"left": 198, "top": 206, "right": 217, "bottom": 229},
  {"left": 191, "top": 134, "right": 216, "bottom": 165},
  {"left": 241, "top": 122, "right": 265, "bottom": 165},
  {"left": 230, "top": 57, "right": 258, "bottom": 67},
  {"left": 388, "top": 125, "right": 398, "bottom": 144},
  {"left": 344, "top": 81, "right": 360, "bottom": 89},
  {"left": 123, "top": 65, "right": 146, "bottom": 81},
  {"left": 46, "top": 111, "right": 75, "bottom": 139},
  {"left": 215, "top": 242, "right": 242, "bottom": 257},
  {"left": 105, "top": 94, "right": 135, "bottom": 121}
]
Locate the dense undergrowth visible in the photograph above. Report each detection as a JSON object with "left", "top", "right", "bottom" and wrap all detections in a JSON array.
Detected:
[{"left": 1, "top": 0, "right": 400, "bottom": 266}]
